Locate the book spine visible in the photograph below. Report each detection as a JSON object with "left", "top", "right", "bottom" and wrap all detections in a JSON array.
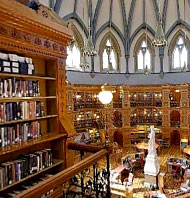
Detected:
[{"left": 0, "top": 121, "right": 41, "bottom": 148}]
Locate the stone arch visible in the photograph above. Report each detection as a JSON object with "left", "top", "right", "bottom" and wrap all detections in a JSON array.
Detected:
[
  {"left": 168, "top": 29, "right": 190, "bottom": 71},
  {"left": 133, "top": 33, "right": 155, "bottom": 73},
  {"left": 99, "top": 32, "right": 121, "bottom": 72},
  {"left": 68, "top": 22, "right": 84, "bottom": 51}
]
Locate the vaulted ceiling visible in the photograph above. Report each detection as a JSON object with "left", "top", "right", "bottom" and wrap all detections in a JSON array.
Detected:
[
  {"left": 38, "top": 0, "right": 190, "bottom": 85},
  {"left": 49, "top": 0, "right": 190, "bottom": 57}
]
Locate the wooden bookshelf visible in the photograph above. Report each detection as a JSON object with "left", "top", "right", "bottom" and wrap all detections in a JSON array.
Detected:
[
  {"left": 0, "top": 73, "right": 56, "bottom": 81},
  {"left": 0, "top": 115, "right": 57, "bottom": 126},
  {"left": 0, "top": 133, "right": 66, "bottom": 156},
  {"left": 67, "top": 83, "right": 190, "bottom": 148},
  {"left": 0, "top": 159, "right": 64, "bottom": 193},
  {"left": 0, "top": 96, "right": 56, "bottom": 102},
  {"left": 0, "top": 0, "right": 72, "bottom": 196}
]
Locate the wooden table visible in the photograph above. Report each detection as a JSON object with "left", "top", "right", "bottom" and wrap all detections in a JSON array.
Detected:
[
  {"left": 110, "top": 183, "right": 133, "bottom": 198},
  {"left": 113, "top": 165, "right": 130, "bottom": 183},
  {"left": 149, "top": 191, "right": 166, "bottom": 198},
  {"left": 136, "top": 142, "right": 159, "bottom": 150},
  {"left": 183, "top": 147, "right": 190, "bottom": 155}
]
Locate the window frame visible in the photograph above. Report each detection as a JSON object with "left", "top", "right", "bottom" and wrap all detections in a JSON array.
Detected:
[
  {"left": 133, "top": 34, "right": 155, "bottom": 73},
  {"left": 171, "top": 36, "right": 188, "bottom": 71},
  {"left": 65, "top": 23, "right": 84, "bottom": 71},
  {"left": 102, "top": 40, "right": 118, "bottom": 72},
  {"left": 168, "top": 30, "right": 190, "bottom": 72},
  {"left": 99, "top": 32, "right": 121, "bottom": 73},
  {"left": 66, "top": 44, "right": 81, "bottom": 71}
]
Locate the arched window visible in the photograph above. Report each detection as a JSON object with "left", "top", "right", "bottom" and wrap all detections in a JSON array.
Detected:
[
  {"left": 66, "top": 44, "right": 81, "bottom": 70},
  {"left": 99, "top": 32, "right": 121, "bottom": 73},
  {"left": 102, "top": 40, "right": 117, "bottom": 71},
  {"left": 169, "top": 30, "right": 190, "bottom": 72},
  {"left": 134, "top": 34, "right": 155, "bottom": 73},
  {"left": 137, "top": 41, "right": 151, "bottom": 70},
  {"left": 172, "top": 36, "right": 187, "bottom": 70},
  {"left": 66, "top": 23, "right": 84, "bottom": 71}
]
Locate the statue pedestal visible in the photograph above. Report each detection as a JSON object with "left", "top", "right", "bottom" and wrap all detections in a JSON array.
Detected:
[
  {"left": 144, "top": 126, "right": 160, "bottom": 189},
  {"left": 144, "top": 153, "right": 160, "bottom": 188},
  {"left": 144, "top": 174, "right": 158, "bottom": 188}
]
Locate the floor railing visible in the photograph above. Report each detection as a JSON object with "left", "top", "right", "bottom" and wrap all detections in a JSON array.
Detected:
[{"left": 16, "top": 147, "right": 110, "bottom": 198}]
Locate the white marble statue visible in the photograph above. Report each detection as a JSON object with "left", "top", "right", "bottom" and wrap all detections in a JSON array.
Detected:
[
  {"left": 148, "top": 126, "right": 157, "bottom": 156},
  {"left": 144, "top": 126, "right": 160, "bottom": 176}
]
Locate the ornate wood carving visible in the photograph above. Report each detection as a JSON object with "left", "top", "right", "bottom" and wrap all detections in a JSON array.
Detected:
[
  {"left": 12, "top": 28, "right": 21, "bottom": 39},
  {"left": 0, "top": 25, "right": 7, "bottom": 35},
  {"left": 44, "top": 40, "right": 51, "bottom": 48},
  {"left": 35, "top": 37, "right": 42, "bottom": 45}
]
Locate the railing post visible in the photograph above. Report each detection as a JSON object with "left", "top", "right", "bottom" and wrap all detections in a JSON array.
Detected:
[
  {"left": 106, "top": 153, "right": 111, "bottom": 198},
  {"left": 93, "top": 163, "right": 99, "bottom": 198},
  {"left": 80, "top": 151, "right": 85, "bottom": 198}
]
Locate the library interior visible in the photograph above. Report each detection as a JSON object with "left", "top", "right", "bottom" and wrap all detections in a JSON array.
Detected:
[{"left": 1, "top": 0, "right": 190, "bottom": 197}]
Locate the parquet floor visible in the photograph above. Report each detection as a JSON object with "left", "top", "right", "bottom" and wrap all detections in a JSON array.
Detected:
[{"left": 107, "top": 144, "right": 183, "bottom": 197}]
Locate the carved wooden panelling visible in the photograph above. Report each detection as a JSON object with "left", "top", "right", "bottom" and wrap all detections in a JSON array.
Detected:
[{"left": 0, "top": 24, "right": 66, "bottom": 57}]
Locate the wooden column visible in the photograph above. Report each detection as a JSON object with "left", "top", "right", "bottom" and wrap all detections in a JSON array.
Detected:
[
  {"left": 122, "top": 84, "right": 131, "bottom": 108},
  {"left": 180, "top": 83, "right": 189, "bottom": 139},
  {"left": 122, "top": 84, "right": 131, "bottom": 146},
  {"left": 57, "top": 59, "right": 67, "bottom": 120},
  {"left": 66, "top": 82, "right": 75, "bottom": 124},
  {"left": 161, "top": 85, "right": 171, "bottom": 144}
]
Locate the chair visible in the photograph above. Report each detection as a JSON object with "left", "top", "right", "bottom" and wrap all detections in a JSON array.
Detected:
[
  {"left": 123, "top": 173, "right": 134, "bottom": 187},
  {"left": 139, "top": 156, "right": 145, "bottom": 169},
  {"left": 172, "top": 165, "right": 180, "bottom": 179}
]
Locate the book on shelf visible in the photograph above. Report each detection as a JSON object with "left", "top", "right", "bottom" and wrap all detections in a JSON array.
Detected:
[
  {"left": 0, "top": 121, "right": 41, "bottom": 148},
  {"left": 0, "top": 148, "right": 53, "bottom": 190},
  {"left": 0, "top": 52, "right": 34, "bottom": 75},
  {"left": 5, "top": 173, "right": 54, "bottom": 197},
  {"left": 0, "top": 101, "right": 44, "bottom": 122},
  {"left": 0, "top": 78, "right": 40, "bottom": 98}
]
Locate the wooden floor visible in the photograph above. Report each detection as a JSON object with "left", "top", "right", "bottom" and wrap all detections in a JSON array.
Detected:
[{"left": 105, "top": 144, "right": 183, "bottom": 198}]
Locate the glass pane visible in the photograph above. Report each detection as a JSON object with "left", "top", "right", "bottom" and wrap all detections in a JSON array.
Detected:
[
  {"left": 137, "top": 50, "right": 143, "bottom": 70},
  {"left": 106, "top": 39, "right": 112, "bottom": 47},
  {"left": 141, "top": 40, "right": 147, "bottom": 48},
  {"left": 66, "top": 45, "right": 81, "bottom": 69},
  {"left": 177, "top": 37, "right": 184, "bottom": 45},
  {"left": 110, "top": 50, "right": 117, "bottom": 70},
  {"left": 103, "top": 49, "right": 108, "bottom": 69},
  {"left": 145, "top": 50, "right": 151, "bottom": 69},
  {"left": 181, "top": 46, "right": 188, "bottom": 67},
  {"left": 66, "top": 47, "right": 72, "bottom": 66},
  {"left": 173, "top": 48, "right": 180, "bottom": 68},
  {"left": 72, "top": 45, "right": 80, "bottom": 68}
]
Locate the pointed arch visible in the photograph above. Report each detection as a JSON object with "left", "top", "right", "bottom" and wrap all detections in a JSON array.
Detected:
[
  {"left": 99, "top": 32, "right": 121, "bottom": 73},
  {"left": 133, "top": 33, "right": 155, "bottom": 73},
  {"left": 168, "top": 30, "right": 190, "bottom": 71},
  {"left": 69, "top": 23, "right": 84, "bottom": 51},
  {"left": 66, "top": 23, "right": 84, "bottom": 71}
]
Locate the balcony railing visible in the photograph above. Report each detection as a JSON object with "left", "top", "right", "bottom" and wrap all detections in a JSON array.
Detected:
[{"left": 15, "top": 145, "right": 111, "bottom": 198}]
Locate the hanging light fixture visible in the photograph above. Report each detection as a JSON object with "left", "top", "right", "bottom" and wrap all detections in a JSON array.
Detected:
[
  {"left": 83, "top": 30, "right": 97, "bottom": 56},
  {"left": 82, "top": 0, "right": 97, "bottom": 57},
  {"left": 152, "top": 0, "right": 167, "bottom": 47}
]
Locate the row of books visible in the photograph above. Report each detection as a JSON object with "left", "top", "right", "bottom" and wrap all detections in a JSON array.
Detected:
[
  {"left": 0, "top": 78, "right": 40, "bottom": 98},
  {"left": 0, "top": 52, "right": 34, "bottom": 75},
  {"left": 0, "top": 149, "right": 53, "bottom": 190},
  {"left": 1, "top": 174, "right": 54, "bottom": 198},
  {"left": 0, "top": 101, "right": 44, "bottom": 122},
  {"left": 0, "top": 121, "right": 41, "bottom": 148}
]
